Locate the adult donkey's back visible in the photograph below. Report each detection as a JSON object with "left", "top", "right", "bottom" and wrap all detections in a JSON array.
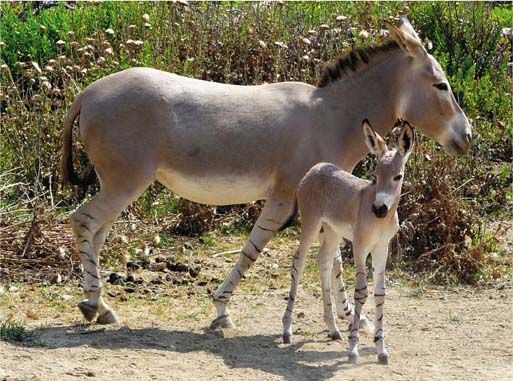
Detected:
[{"left": 62, "top": 17, "right": 471, "bottom": 327}]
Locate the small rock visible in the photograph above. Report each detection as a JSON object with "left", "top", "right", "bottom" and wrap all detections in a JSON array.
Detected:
[
  {"left": 155, "top": 255, "right": 166, "bottom": 263},
  {"left": 175, "top": 263, "right": 189, "bottom": 273},
  {"left": 139, "top": 258, "right": 150, "bottom": 269},
  {"left": 126, "top": 261, "right": 141, "bottom": 271},
  {"left": 153, "top": 234, "right": 161, "bottom": 246},
  {"left": 107, "top": 290, "right": 118, "bottom": 297},
  {"left": 197, "top": 280, "right": 208, "bottom": 287},
  {"left": 61, "top": 294, "right": 73, "bottom": 301},
  {"left": 124, "top": 287, "right": 136, "bottom": 294},
  {"left": 189, "top": 266, "right": 200, "bottom": 278},
  {"left": 150, "top": 277, "right": 163, "bottom": 285},
  {"left": 108, "top": 272, "right": 126, "bottom": 285},
  {"left": 149, "top": 262, "right": 168, "bottom": 272}
]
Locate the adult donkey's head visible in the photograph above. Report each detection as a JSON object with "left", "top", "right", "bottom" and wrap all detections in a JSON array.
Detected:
[{"left": 387, "top": 16, "right": 472, "bottom": 155}]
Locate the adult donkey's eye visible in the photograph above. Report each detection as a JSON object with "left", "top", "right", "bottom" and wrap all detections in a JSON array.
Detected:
[
  {"left": 433, "top": 83, "right": 448, "bottom": 91},
  {"left": 393, "top": 174, "right": 403, "bottom": 181}
]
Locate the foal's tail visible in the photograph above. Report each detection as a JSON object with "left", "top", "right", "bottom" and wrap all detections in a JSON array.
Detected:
[
  {"left": 277, "top": 194, "right": 299, "bottom": 232},
  {"left": 61, "top": 92, "right": 96, "bottom": 187}
]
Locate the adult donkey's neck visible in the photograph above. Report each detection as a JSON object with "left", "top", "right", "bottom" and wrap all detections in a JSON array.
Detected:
[{"left": 312, "top": 48, "right": 405, "bottom": 172}]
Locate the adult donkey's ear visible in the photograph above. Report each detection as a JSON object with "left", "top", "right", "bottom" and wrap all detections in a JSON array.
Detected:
[
  {"left": 386, "top": 16, "right": 427, "bottom": 59},
  {"left": 362, "top": 119, "right": 387, "bottom": 157},
  {"left": 398, "top": 121, "right": 415, "bottom": 157}
]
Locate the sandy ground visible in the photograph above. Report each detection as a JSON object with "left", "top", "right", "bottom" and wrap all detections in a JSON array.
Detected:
[{"left": 1, "top": 282, "right": 512, "bottom": 381}]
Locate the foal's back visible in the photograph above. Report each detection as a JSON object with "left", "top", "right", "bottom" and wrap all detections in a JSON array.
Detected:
[{"left": 297, "top": 162, "right": 371, "bottom": 236}]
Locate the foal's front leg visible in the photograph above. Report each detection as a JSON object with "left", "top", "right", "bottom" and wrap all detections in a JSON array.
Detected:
[
  {"left": 371, "top": 241, "right": 390, "bottom": 365},
  {"left": 348, "top": 244, "right": 369, "bottom": 364}
]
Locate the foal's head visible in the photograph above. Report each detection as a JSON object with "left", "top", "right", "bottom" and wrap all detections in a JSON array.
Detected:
[
  {"left": 388, "top": 16, "right": 471, "bottom": 155},
  {"left": 362, "top": 119, "right": 414, "bottom": 219}
]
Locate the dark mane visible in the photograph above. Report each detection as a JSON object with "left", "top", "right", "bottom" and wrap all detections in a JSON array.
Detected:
[{"left": 318, "top": 40, "right": 400, "bottom": 88}]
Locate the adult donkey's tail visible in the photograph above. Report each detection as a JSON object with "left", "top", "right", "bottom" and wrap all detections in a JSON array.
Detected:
[{"left": 61, "top": 93, "right": 96, "bottom": 186}]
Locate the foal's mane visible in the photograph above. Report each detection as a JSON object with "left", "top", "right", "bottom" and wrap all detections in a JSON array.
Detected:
[{"left": 318, "top": 40, "right": 400, "bottom": 88}]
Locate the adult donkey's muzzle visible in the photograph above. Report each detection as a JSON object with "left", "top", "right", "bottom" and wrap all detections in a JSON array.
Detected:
[{"left": 372, "top": 204, "right": 388, "bottom": 218}]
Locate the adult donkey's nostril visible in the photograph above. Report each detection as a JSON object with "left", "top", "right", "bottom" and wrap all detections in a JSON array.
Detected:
[{"left": 372, "top": 204, "right": 388, "bottom": 218}]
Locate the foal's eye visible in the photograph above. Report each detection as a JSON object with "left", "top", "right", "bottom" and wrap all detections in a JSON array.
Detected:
[
  {"left": 433, "top": 83, "right": 448, "bottom": 91},
  {"left": 393, "top": 174, "right": 403, "bottom": 181}
]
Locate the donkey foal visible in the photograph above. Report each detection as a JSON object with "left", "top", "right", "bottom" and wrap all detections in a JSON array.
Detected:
[{"left": 282, "top": 119, "right": 414, "bottom": 365}]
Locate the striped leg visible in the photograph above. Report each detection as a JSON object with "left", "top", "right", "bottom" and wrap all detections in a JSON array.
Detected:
[
  {"left": 348, "top": 247, "right": 369, "bottom": 364},
  {"left": 282, "top": 218, "right": 320, "bottom": 343},
  {"left": 331, "top": 250, "right": 354, "bottom": 324},
  {"left": 330, "top": 244, "right": 372, "bottom": 332},
  {"left": 212, "top": 199, "right": 295, "bottom": 330},
  {"left": 371, "top": 241, "right": 389, "bottom": 365},
  {"left": 318, "top": 226, "right": 342, "bottom": 340},
  {"left": 72, "top": 176, "right": 151, "bottom": 324}
]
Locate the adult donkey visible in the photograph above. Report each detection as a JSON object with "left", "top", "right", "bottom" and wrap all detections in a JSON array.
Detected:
[{"left": 62, "top": 17, "right": 471, "bottom": 327}]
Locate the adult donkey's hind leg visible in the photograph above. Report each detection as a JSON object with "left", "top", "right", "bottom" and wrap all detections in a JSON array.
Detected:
[
  {"left": 211, "top": 198, "right": 296, "bottom": 329},
  {"left": 72, "top": 177, "right": 153, "bottom": 324}
]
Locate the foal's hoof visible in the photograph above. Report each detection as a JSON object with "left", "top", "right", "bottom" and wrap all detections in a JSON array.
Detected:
[
  {"left": 96, "top": 309, "right": 119, "bottom": 325},
  {"left": 282, "top": 333, "right": 292, "bottom": 344},
  {"left": 210, "top": 315, "right": 236, "bottom": 330},
  {"left": 77, "top": 301, "right": 98, "bottom": 322},
  {"left": 378, "top": 353, "right": 389, "bottom": 365},
  {"left": 329, "top": 330, "right": 343, "bottom": 341},
  {"left": 348, "top": 353, "right": 359, "bottom": 365}
]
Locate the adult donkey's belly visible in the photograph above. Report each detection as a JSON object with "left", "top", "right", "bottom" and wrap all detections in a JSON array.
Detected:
[{"left": 156, "top": 168, "right": 272, "bottom": 205}]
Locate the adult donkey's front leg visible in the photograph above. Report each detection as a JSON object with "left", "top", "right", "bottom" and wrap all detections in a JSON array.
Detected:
[{"left": 211, "top": 199, "right": 296, "bottom": 329}]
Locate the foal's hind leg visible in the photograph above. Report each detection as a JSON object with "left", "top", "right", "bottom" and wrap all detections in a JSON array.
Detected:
[
  {"left": 317, "top": 226, "right": 342, "bottom": 340},
  {"left": 282, "top": 216, "right": 320, "bottom": 344},
  {"left": 212, "top": 198, "right": 295, "bottom": 330},
  {"left": 72, "top": 178, "right": 152, "bottom": 324}
]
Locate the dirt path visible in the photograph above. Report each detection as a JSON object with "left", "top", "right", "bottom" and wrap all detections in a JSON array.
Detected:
[{"left": 1, "top": 283, "right": 511, "bottom": 381}]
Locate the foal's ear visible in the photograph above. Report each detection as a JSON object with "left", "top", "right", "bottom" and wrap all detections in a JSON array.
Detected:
[
  {"left": 386, "top": 16, "right": 427, "bottom": 59},
  {"left": 362, "top": 119, "right": 387, "bottom": 157},
  {"left": 398, "top": 121, "right": 415, "bottom": 157}
]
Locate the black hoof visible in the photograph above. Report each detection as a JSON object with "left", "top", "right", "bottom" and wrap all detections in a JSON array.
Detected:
[
  {"left": 210, "top": 315, "right": 236, "bottom": 330},
  {"left": 378, "top": 353, "right": 389, "bottom": 365},
  {"left": 282, "top": 334, "right": 292, "bottom": 344},
  {"left": 77, "top": 301, "right": 98, "bottom": 322},
  {"left": 329, "top": 331, "right": 342, "bottom": 341},
  {"left": 96, "top": 309, "right": 119, "bottom": 324}
]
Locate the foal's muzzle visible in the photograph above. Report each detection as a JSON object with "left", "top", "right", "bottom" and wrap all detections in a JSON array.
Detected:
[{"left": 372, "top": 204, "right": 388, "bottom": 218}]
